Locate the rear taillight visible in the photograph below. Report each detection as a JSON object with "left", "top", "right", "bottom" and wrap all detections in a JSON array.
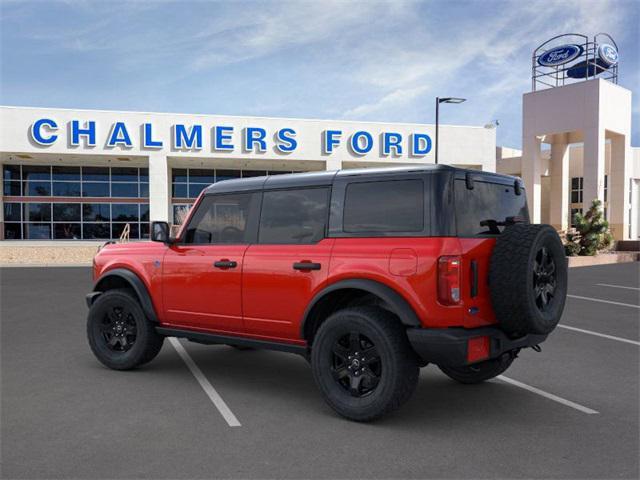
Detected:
[{"left": 438, "top": 256, "right": 461, "bottom": 306}]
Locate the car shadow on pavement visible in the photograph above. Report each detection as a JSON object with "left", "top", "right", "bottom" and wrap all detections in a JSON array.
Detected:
[{"left": 161, "top": 343, "right": 558, "bottom": 428}]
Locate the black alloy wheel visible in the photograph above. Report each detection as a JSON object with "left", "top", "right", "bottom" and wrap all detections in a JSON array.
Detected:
[
  {"left": 87, "top": 289, "right": 164, "bottom": 370},
  {"left": 311, "top": 307, "right": 419, "bottom": 422},
  {"left": 533, "top": 246, "right": 557, "bottom": 312},
  {"left": 100, "top": 305, "right": 137, "bottom": 352},
  {"left": 331, "top": 332, "right": 382, "bottom": 398}
]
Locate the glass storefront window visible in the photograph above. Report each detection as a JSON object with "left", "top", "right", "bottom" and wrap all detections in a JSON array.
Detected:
[
  {"left": 4, "top": 202, "right": 21, "bottom": 221},
  {"left": 52, "top": 182, "right": 81, "bottom": 197},
  {"left": 82, "top": 167, "right": 109, "bottom": 182},
  {"left": 112, "top": 203, "right": 139, "bottom": 222},
  {"left": 25, "top": 203, "right": 51, "bottom": 222},
  {"left": 4, "top": 223, "right": 22, "bottom": 239},
  {"left": 82, "top": 182, "right": 110, "bottom": 197},
  {"left": 2, "top": 200, "right": 149, "bottom": 240},
  {"left": 83, "top": 223, "right": 111, "bottom": 239},
  {"left": 24, "top": 223, "right": 51, "bottom": 239},
  {"left": 22, "top": 165, "right": 51, "bottom": 181},
  {"left": 53, "top": 203, "right": 81, "bottom": 221},
  {"left": 54, "top": 223, "right": 81, "bottom": 239},
  {"left": 83, "top": 203, "right": 111, "bottom": 221},
  {"left": 52, "top": 166, "right": 80, "bottom": 181},
  {"left": 111, "top": 183, "right": 139, "bottom": 197},
  {"left": 25, "top": 181, "right": 51, "bottom": 196},
  {"left": 3, "top": 181, "right": 21, "bottom": 196}
]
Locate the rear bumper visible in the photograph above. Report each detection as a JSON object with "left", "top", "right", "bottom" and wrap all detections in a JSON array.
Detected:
[{"left": 406, "top": 326, "right": 548, "bottom": 367}]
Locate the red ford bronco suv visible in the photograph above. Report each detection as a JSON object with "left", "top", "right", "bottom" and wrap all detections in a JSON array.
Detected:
[{"left": 86, "top": 166, "right": 567, "bottom": 421}]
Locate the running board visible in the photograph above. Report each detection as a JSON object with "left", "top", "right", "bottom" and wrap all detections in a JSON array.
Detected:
[{"left": 156, "top": 327, "right": 309, "bottom": 357}]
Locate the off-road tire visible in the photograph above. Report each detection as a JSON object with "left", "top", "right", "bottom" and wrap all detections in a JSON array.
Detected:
[
  {"left": 439, "top": 354, "right": 514, "bottom": 384},
  {"left": 489, "top": 223, "right": 567, "bottom": 336},
  {"left": 311, "top": 307, "right": 419, "bottom": 422},
  {"left": 87, "top": 289, "right": 164, "bottom": 370}
]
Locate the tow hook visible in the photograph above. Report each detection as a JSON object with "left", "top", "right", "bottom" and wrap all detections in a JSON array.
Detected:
[{"left": 531, "top": 344, "right": 542, "bottom": 353}]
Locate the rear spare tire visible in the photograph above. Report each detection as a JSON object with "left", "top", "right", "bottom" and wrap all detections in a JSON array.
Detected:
[{"left": 489, "top": 223, "right": 567, "bottom": 336}]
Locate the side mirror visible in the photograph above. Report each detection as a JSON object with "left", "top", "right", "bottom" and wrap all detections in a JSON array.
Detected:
[{"left": 151, "top": 221, "right": 170, "bottom": 243}]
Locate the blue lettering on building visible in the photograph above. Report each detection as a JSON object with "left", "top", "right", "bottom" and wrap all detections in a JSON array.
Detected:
[
  {"left": 143, "top": 123, "right": 163, "bottom": 148},
  {"left": 275, "top": 128, "right": 297, "bottom": 153},
  {"left": 173, "top": 124, "right": 203, "bottom": 150},
  {"left": 214, "top": 126, "right": 234, "bottom": 151},
  {"left": 71, "top": 120, "right": 96, "bottom": 147},
  {"left": 350, "top": 131, "right": 373, "bottom": 155},
  {"left": 244, "top": 127, "right": 267, "bottom": 152},
  {"left": 107, "top": 122, "right": 133, "bottom": 148},
  {"left": 30, "top": 118, "right": 58, "bottom": 145},
  {"left": 411, "top": 133, "right": 432, "bottom": 156},
  {"left": 323, "top": 130, "right": 342, "bottom": 154},
  {"left": 382, "top": 132, "right": 403, "bottom": 155}
]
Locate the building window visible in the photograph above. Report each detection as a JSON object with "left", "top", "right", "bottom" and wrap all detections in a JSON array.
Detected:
[
  {"left": 169, "top": 168, "right": 296, "bottom": 224},
  {"left": 570, "top": 177, "right": 583, "bottom": 203},
  {"left": 2, "top": 164, "right": 150, "bottom": 240}
]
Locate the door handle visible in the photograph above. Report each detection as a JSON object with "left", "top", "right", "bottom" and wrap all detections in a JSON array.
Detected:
[
  {"left": 214, "top": 260, "right": 237, "bottom": 269},
  {"left": 293, "top": 261, "right": 321, "bottom": 271}
]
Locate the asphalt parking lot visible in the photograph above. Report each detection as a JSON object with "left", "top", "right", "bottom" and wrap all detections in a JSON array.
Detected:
[{"left": 1, "top": 262, "right": 638, "bottom": 479}]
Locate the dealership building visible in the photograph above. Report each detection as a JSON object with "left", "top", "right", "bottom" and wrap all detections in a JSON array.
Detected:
[
  {"left": 0, "top": 106, "right": 496, "bottom": 241},
  {"left": 0, "top": 33, "right": 638, "bottom": 243}
]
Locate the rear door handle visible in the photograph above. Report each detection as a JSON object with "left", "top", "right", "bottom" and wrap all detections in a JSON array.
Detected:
[
  {"left": 293, "top": 262, "right": 321, "bottom": 271},
  {"left": 214, "top": 260, "right": 237, "bottom": 269}
]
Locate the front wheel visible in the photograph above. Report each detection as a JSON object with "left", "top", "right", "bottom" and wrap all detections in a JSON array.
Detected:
[
  {"left": 87, "top": 289, "right": 164, "bottom": 370},
  {"left": 438, "top": 354, "right": 514, "bottom": 384},
  {"left": 311, "top": 307, "right": 419, "bottom": 422}
]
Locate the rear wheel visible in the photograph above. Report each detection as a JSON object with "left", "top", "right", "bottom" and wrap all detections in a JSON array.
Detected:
[
  {"left": 87, "top": 289, "right": 164, "bottom": 370},
  {"left": 439, "top": 354, "right": 514, "bottom": 384},
  {"left": 311, "top": 307, "right": 419, "bottom": 422}
]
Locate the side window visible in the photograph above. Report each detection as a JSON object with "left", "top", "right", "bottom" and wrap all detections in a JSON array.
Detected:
[
  {"left": 259, "top": 188, "right": 329, "bottom": 244},
  {"left": 183, "top": 193, "right": 257, "bottom": 244},
  {"left": 343, "top": 179, "right": 424, "bottom": 233}
]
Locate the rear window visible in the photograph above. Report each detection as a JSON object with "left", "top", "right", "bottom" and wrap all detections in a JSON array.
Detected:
[
  {"left": 343, "top": 179, "right": 424, "bottom": 233},
  {"left": 455, "top": 179, "right": 529, "bottom": 236}
]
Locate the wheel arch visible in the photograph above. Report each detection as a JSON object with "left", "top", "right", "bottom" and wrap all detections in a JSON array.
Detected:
[
  {"left": 91, "top": 268, "right": 159, "bottom": 323},
  {"left": 301, "top": 279, "right": 421, "bottom": 344}
]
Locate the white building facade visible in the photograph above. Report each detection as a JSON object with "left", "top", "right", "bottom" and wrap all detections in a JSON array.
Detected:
[{"left": 0, "top": 106, "right": 495, "bottom": 241}]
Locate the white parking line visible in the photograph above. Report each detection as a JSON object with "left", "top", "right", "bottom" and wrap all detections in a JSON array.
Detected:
[
  {"left": 558, "top": 324, "right": 640, "bottom": 346},
  {"left": 596, "top": 283, "right": 640, "bottom": 291},
  {"left": 168, "top": 337, "right": 241, "bottom": 427},
  {"left": 567, "top": 294, "right": 640, "bottom": 309},
  {"left": 497, "top": 375, "right": 599, "bottom": 415}
]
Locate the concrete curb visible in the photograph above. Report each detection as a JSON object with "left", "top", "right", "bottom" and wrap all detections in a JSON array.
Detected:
[{"left": 568, "top": 252, "right": 639, "bottom": 268}]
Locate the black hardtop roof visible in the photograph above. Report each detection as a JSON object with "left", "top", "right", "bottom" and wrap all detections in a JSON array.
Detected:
[{"left": 203, "top": 165, "right": 520, "bottom": 194}]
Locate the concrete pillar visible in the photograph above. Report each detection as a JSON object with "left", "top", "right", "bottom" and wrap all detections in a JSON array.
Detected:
[
  {"left": 582, "top": 126, "right": 605, "bottom": 212},
  {"left": 549, "top": 135, "right": 570, "bottom": 231},
  {"left": 609, "top": 134, "right": 631, "bottom": 240},
  {"left": 522, "top": 135, "right": 543, "bottom": 223},
  {"left": 148, "top": 153, "right": 171, "bottom": 223}
]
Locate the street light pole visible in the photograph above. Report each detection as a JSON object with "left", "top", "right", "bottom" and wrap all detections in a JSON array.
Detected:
[
  {"left": 434, "top": 96, "right": 467, "bottom": 165},
  {"left": 435, "top": 97, "right": 440, "bottom": 164}
]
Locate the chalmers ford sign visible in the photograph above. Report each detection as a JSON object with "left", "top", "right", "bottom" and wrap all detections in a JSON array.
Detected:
[{"left": 29, "top": 118, "right": 434, "bottom": 157}]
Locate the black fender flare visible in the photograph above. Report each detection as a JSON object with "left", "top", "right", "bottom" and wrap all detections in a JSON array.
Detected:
[
  {"left": 90, "top": 268, "right": 159, "bottom": 323},
  {"left": 301, "top": 279, "right": 422, "bottom": 338}
]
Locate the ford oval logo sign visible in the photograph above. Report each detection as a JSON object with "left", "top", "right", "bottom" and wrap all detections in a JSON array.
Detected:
[
  {"left": 538, "top": 44, "right": 583, "bottom": 67},
  {"left": 598, "top": 44, "right": 618, "bottom": 66}
]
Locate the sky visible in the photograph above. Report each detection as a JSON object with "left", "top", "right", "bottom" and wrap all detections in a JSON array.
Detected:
[{"left": 1, "top": 0, "right": 638, "bottom": 149}]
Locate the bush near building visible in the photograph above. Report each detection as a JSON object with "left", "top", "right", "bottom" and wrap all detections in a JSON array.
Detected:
[{"left": 564, "top": 199, "right": 614, "bottom": 256}]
